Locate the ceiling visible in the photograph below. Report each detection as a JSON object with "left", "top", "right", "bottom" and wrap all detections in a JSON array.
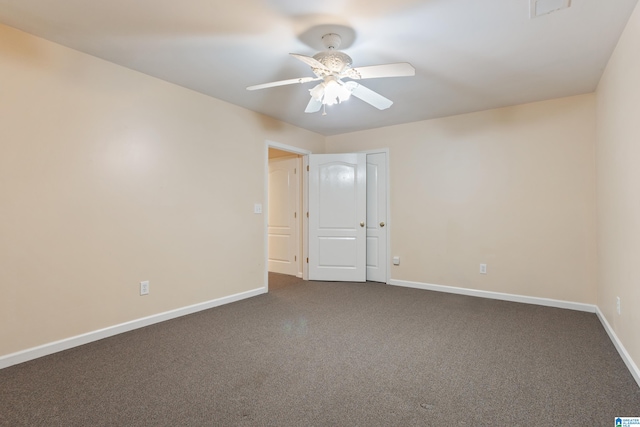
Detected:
[{"left": 1, "top": 0, "right": 637, "bottom": 136}]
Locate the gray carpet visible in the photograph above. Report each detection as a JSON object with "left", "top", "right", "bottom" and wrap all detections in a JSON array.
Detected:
[{"left": 1, "top": 273, "right": 639, "bottom": 426}]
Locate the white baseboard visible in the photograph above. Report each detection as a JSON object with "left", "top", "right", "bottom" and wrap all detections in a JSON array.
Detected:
[
  {"left": 389, "top": 279, "right": 596, "bottom": 312},
  {"left": 595, "top": 307, "right": 640, "bottom": 388},
  {"left": 0, "top": 287, "right": 267, "bottom": 370},
  {"left": 389, "top": 278, "right": 640, "bottom": 388}
]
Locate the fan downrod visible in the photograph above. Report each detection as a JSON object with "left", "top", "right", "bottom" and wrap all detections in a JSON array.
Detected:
[{"left": 321, "top": 33, "right": 342, "bottom": 50}]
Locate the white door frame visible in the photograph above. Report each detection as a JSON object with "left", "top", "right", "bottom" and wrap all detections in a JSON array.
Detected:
[
  {"left": 264, "top": 140, "right": 311, "bottom": 289},
  {"left": 264, "top": 142, "right": 391, "bottom": 286},
  {"left": 268, "top": 156, "right": 301, "bottom": 276},
  {"left": 361, "top": 148, "right": 391, "bottom": 284}
]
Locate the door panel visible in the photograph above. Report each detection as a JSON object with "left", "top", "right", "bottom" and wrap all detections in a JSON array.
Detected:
[
  {"left": 268, "top": 235, "right": 290, "bottom": 262},
  {"left": 318, "top": 237, "right": 358, "bottom": 267},
  {"left": 366, "top": 153, "right": 387, "bottom": 282},
  {"left": 268, "top": 157, "right": 300, "bottom": 276},
  {"left": 318, "top": 163, "right": 359, "bottom": 228},
  {"left": 309, "top": 153, "right": 366, "bottom": 282}
]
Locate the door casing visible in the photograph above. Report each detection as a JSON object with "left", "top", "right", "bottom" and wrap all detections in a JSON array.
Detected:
[
  {"left": 268, "top": 156, "right": 301, "bottom": 277},
  {"left": 264, "top": 141, "right": 390, "bottom": 287},
  {"left": 264, "top": 141, "right": 311, "bottom": 289}
]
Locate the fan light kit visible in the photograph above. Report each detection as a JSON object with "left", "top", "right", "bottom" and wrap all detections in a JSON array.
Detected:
[{"left": 247, "top": 33, "right": 415, "bottom": 115}]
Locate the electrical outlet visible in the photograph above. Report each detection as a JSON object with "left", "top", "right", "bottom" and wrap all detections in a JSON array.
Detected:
[
  {"left": 480, "top": 264, "right": 487, "bottom": 274},
  {"left": 140, "top": 280, "right": 149, "bottom": 296},
  {"left": 616, "top": 296, "right": 621, "bottom": 315}
]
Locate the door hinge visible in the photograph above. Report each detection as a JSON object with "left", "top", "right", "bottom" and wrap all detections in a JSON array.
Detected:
[
  {"left": 307, "top": 165, "right": 309, "bottom": 172},
  {"left": 295, "top": 256, "right": 297, "bottom": 261},
  {"left": 294, "top": 168, "right": 297, "bottom": 174},
  {"left": 294, "top": 212, "right": 297, "bottom": 218},
  {"left": 306, "top": 257, "right": 309, "bottom": 263},
  {"left": 306, "top": 212, "right": 309, "bottom": 218}
]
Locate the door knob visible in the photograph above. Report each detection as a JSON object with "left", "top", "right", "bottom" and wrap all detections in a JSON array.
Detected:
[
  {"left": 380, "top": 222, "right": 385, "bottom": 227},
  {"left": 360, "top": 221, "right": 365, "bottom": 227}
]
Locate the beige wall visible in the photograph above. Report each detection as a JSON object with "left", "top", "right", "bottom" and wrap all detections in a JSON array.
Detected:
[
  {"left": 2, "top": 6, "right": 639, "bottom": 377},
  {"left": 326, "top": 95, "right": 598, "bottom": 304},
  {"left": 596, "top": 2, "right": 640, "bottom": 369},
  {"left": 0, "top": 24, "right": 324, "bottom": 357}
]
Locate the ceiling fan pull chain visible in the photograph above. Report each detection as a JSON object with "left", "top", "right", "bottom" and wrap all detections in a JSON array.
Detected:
[{"left": 322, "top": 104, "right": 327, "bottom": 116}]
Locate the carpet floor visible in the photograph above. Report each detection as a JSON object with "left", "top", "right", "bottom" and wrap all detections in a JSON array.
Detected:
[{"left": 1, "top": 273, "right": 639, "bottom": 426}]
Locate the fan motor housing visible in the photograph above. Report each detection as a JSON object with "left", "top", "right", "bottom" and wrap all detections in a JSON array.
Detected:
[{"left": 312, "top": 51, "right": 353, "bottom": 74}]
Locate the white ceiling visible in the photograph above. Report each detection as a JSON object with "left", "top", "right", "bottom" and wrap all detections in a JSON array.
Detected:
[{"left": 1, "top": 0, "right": 637, "bottom": 135}]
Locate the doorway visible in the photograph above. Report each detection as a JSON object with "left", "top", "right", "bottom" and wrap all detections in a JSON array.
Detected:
[
  {"left": 265, "top": 141, "right": 311, "bottom": 289},
  {"left": 264, "top": 142, "right": 390, "bottom": 288},
  {"left": 268, "top": 149, "right": 302, "bottom": 277}
]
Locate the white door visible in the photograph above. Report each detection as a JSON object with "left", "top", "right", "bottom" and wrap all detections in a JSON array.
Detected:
[
  {"left": 308, "top": 153, "right": 367, "bottom": 282},
  {"left": 268, "top": 157, "right": 300, "bottom": 276},
  {"left": 366, "top": 153, "right": 387, "bottom": 283}
]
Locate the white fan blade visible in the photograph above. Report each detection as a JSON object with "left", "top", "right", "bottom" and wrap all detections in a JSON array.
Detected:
[
  {"left": 346, "top": 62, "right": 415, "bottom": 80},
  {"left": 305, "top": 97, "right": 323, "bottom": 113},
  {"left": 290, "top": 53, "right": 329, "bottom": 72},
  {"left": 247, "top": 76, "right": 320, "bottom": 91},
  {"left": 345, "top": 82, "right": 393, "bottom": 110}
]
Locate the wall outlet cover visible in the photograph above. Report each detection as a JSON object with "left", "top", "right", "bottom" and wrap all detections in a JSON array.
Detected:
[{"left": 140, "top": 280, "right": 150, "bottom": 295}]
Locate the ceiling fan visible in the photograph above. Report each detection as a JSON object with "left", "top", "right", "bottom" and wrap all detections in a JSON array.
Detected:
[{"left": 247, "top": 33, "right": 415, "bottom": 114}]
